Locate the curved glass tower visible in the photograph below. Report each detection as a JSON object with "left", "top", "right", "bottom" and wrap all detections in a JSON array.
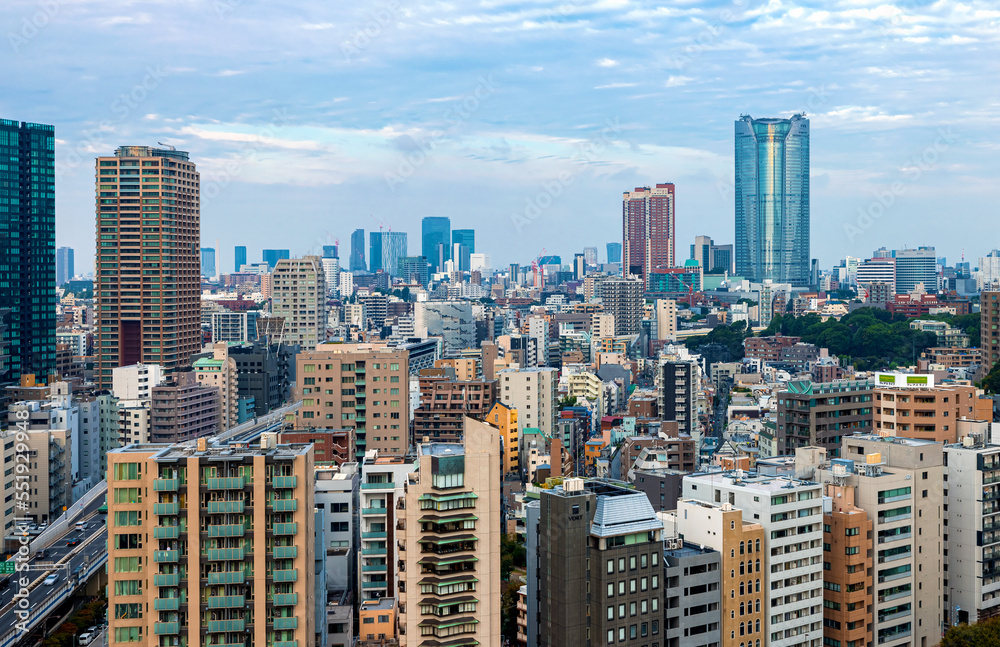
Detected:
[{"left": 735, "top": 114, "right": 810, "bottom": 285}]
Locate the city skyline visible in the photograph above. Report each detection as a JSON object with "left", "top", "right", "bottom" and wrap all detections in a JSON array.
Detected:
[{"left": 3, "top": 1, "right": 995, "bottom": 273}]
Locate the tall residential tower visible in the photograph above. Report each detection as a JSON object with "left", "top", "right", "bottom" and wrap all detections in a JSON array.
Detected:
[{"left": 622, "top": 183, "right": 675, "bottom": 288}]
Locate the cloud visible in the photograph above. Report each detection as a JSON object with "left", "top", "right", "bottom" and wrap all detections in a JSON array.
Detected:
[
  {"left": 594, "top": 82, "right": 637, "bottom": 89},
  {"left": 665, "top": 76, "right": 694, "bottom": 87},
  {"left": 596, "top": 58, "right": 618, "bottom": 67}
]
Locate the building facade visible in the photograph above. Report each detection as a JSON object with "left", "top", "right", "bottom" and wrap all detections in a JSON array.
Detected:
[
  {"left": 776, "top": 379, "right": 874, "bottom": 457},
  {"left": 601, "top": 278, "right": 643, "bottom": 336},
  {"left": 270, "top": 256, "right": 327, "bottom": 351},
  {"left": 622, "top": 183, "right": 676, "bottom": 289}
]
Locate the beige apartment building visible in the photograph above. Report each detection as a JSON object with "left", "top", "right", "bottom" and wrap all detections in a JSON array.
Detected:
[
  {"left": 295, "top": 343, "right": 410, "bottom": 459},
  {"left": 270, "top": 256, "right": 327, "bottom": 350},
  {"left": 399, "top": 417, "right": 501, "bottom": 647},
  {"left": 194, "top": 342, "right": 239, "bottom": 430},
  {"left": 107, "top": 436, "right": 315, "bottom": 647},
  {"left": 498, "top": 367, "right": 558, "bottom": 438},
  {"left": 95, "top": 146, "right": 202, "bottom": 389},
  {"left": 872, "top": 373, "right": 987, "bottom": 444}
]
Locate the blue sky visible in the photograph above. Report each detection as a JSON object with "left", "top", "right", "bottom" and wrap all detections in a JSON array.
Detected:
[{"left": 4, "top": 0, "right": 999, "bottom": 274}]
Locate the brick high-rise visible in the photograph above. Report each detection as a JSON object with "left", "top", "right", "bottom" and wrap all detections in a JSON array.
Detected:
[
  {"left": 622, "top": 183, "right": 675, "bottom": 288},
  {"left": 95, "top": 146, "right": 201, "bottom": 389}
]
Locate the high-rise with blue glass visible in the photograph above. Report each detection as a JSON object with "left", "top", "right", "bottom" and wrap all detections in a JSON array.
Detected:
[
  {"left": 0, "top": 119, "right": 56, "bottom": 385},
  {"left": 452, "top": 228, "right": 475, "bottom": 272},
  {"left": 234, "top": 245, "right": 247, "bottom": 271},
  {"left": 421, "top": 216, "right": 450, "bottom": 272},
  {"left": 350, "top": 228, "right": 366, "bottom": 271},
  {"left": 370, "top": 231, "right": 408, "bottom": 276},
  {"left": 734, "top": 113, "right": 810, "bottom": 285}
]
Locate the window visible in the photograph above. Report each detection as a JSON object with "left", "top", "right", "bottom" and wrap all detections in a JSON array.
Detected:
[
  {"left": 641, "top": 554, "right": 648, "bottom": 568},
  {"left": 845, "top": 527, "right": 860, "bottom": 536},
  {"left": 630, "top": 556, "right": 637, "bottom": 570},
  {"left": 845, "top": 546, "right": 859, "bottom": 555},
  {"left": 607, "top": 630, "right": 614, "bottom": 645},
  {"left": 619, "top": 604, "right": 625, "bottom": 618},
  {"left": 607, "top": 606, "right": 614, "bottom": 621},
  {"left": 651, "top": 575, "right": 658, "bottom": 589},
  {"left": 618, "top": 558, "right": 625, "bottom": 572},
  {"left": 607, "top": 559, "right": 614, "bottom": 574}
]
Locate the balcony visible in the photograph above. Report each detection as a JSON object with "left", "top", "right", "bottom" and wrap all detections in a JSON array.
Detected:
[
  {"left": 271, "top": 499, "right": 298, "bottom": 512},
  {"left": 362, "top": 581, "right": 387, "bottom": 589},
  {"left": 154, "top": 598, "right": 180, "bottom": 611},
  {"left": 154, "top": 478, "right": 179, "bottom": 491},
  {"left": 362, "top": 507, "right": 388, "bottom": 515},
  {"left": 355, "top": 415, "right": 366, "bottom": 423},
  {"left": 207, "top": 476, "right": 245, "bottom": 490},
  {"left": 354, "top": 380, "right": 366, "bottom": 386},
  {"left": 362, "top": 547, "right": 387, "bottom": 556},
  {"left": 275, "top": 642, "right": 298, "bottom": 647},
  {"left": 362, "top": 482, "right": 395, "bottom": 490},
  {"left": 363, "top": 531, "right": 387, "bottom": 540},
  {"left": 154, "top": 502, "right": 180, "bottom": 515},
  {"left": 154, "top": 573, "right": 180, "bottom": 587},
  {"left": 208, "top": 524, "right": 245, "bottom": 538},
  {"left": 207, "top": 500, "right": 244, "bottom": 514},
  {"left": 273, "top": 476, "right": 297, "bottom": 489},
  {"left": 207, "top": 619, "right": 245, "bottom": 633},
  {"left": 154, "top": 622, "right": 179, "bottom": 635},
  {"left": 273, "top": 617, "right": 298, "bottom": 630},
  {"left": 363, "top": 564, "right": 388, "bottom": 572},
  {"left": 273, "top": 545, "right": 298, "bottom": 559},
  {"left": 154, "top": 550, "right": 179, "bottom": 563},
  {"left": 273, "top": 593, "right": 298, "bottom": 606},
  {"left": 207, "top": 548, "right": 245, "bottom": 561},
  {"left": 273, "top": 569, "right": 298, "bottom": 582},
  {"left": 273, "top": 523, "right": 298, "bottom": 536},
  {"left": 207, "top": 571, "right": 245, "bottom": 585},
  {"left": 154, "top": 526, "right": 180, "bottom": 539},
  {"left": 207, "top": 595, "right": 245, "bottom": 609}
]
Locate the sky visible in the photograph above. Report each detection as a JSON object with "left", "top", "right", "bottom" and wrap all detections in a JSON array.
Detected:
[{"left": 4, "top": 0, "right": 1000, "bottom": 275}]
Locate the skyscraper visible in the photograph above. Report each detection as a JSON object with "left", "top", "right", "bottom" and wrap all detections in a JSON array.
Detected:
[
  {"left": 262, "top": 248, "right": 290, "bottom": 269},
  {"left": 234, "top": 245, "right": 247, "bottom": 271},
  {"left": 350, "top": 228, "right": 366, "bottom": 271},
  {"left": 95, "top": 146, "right": 200, "bottom": 389},
  {"left": 734, "top": 113, "right": 810, "bottom": 285},
  {"left": 452, "top": 228, "right": 475, "bottom": 272},
  {"left": 322, "top": 244, "right": 338, "bottom": 258},
  {"left": 606, "top": 242, "right": 622, "bottom": 264},
  {"left": 893, "top": 246, "right": 937, "bottom": 294},
  {"left": 0, "top": 119, "right": 56, "bottom": 385},
  {"left": 201, "top": 247, "right": 216, "bottom": 279},
  {"left": 582, "top": 246, "right": 598, "bottom": 266},
  {"left": 270, "top": 256, "right": 327, "bottom": 350},
  {"left": 690, "top": 235, "right": 734, "bottom": 274},
  {"left": 421, "top": 216, "right": 450, "bottom": 272},
  {"left": 622, "top": 183, "right": 676, "bottom": 288},
  {"left": 369, "top": 231, "right": 407, "bottom": 276},
  {"left": 55, "top": 246, "right": 74, "bottom": 286}
]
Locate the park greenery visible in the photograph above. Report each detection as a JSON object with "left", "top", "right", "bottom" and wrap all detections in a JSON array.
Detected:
[{"left": 942, "top": 615, "right": 1000, "bottom": 647}]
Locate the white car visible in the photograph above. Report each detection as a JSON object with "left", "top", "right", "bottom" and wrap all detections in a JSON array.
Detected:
[{"left": 43, "top": 574, "right": 58, "bottom": 586}]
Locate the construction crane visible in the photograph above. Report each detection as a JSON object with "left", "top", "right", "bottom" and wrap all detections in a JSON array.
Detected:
[
  {"left": 370, "top": 215, "right": 391, "bottom": 233},
  {"left": 531, "top": 248, "right": 547, "bottom": 288}
]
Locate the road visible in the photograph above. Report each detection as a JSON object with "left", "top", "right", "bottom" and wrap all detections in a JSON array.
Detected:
[{"left": 0, "top": 494, "right": 108, "bottom": 638}]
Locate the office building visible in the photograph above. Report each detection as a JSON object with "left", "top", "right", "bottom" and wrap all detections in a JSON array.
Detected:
[
  {"left": 684, "top": 469, "right": 824, "bottom": 647},
  {"left": 734, "top": 114, "right": 810, "bottom": 285},
  {"left": 210, "top": 309, "right": 261, "bottom": 343},
  {"left": 350, "top": 228, "right": 366, "bottom": 271},
  {"left": 399, "top": 418, "right": 503, "bottom": 646},
  {"left": 414, "top": 301, "right": 475, "bottom": 353},
  {"left": 690, "top": 235, "right": 734, "bottom": 274},
  {"left": 1, "top": 119, "right": 56, "bottom": 385},
  {"left": 369, "top": 231, "right": 407, "bottom": 276},
  {"left": 149, "top": 372, "right": 221, "bottom": 442},
  {"left": 201, "top": 247, "right": 216, "bottom": 279},
  {"left": 606, "top": 242, "right": 622, "bottom": 265},
  {"left": 412, "top": 368, "right": 497, "bottom": 443},
  {"left": 872, "top": 372, "right": 984, "bottom": 444},
  {"left": 600, "top": 277, "right": 643, "bottom": 336},
  {"left": 583, "top": 246, "right": 598, "bottom": 267},
  {"left": 452, "top": 228, "right": 475, "bottom": 272},
  {"left": 398, "top": 255, "right": 430, "bottom": 287},
  {"left": 321, "top": 257, "right": 341, "bottom": 296},
  {"left": 983, "top": 291, "right": 1000, "bottom": 371},
  {"left": 229, "top": 339, "right": 295, "bottom": 418},
  {"left": 95, "top": 146, "right": 201, "bottom": 389},
  {"left": 234, "top": 245, "right": 247, "bottom": 272},
  {"left": 322, "top": 244, "right": 338, "bottom": 259},
  {"left": 270, "top": 256, "right": 327, "bottom": 351},
  {"left": 893, "top": 247, "right": 936, "bottom": 294},
  {"left": 857, "top": 256, "right": 896, "bottom": 294},
  {"left": 421, "top": 216, "right": 451, "bottom": 272},
  {"left": 107, "top": 438, "right": 316, "bottom": 647},
  {"left": 573, "top": 253, "right": 586, "bottom": 280},
  {"left": 776, "top": 379, "right": 874, "bottom": 457},
  {"left": 530, "top": 478, "right": 665, "bottom": 647},
  {"left": 657, "top": 358, "right": 700, "bottom": 439},
  {"left": 294, "top": 343, "right": 410, "bottom": 458},
  {"left": 56, "top": 246, "right": 74, "bottom": 286},
  {"left": 622, "top": 183, "right": 676, "bottom": 288},
  {"left": 663, "top": 542, "right": 722, "bottom": 647},
  {"left": 358, "top": 453, "right": 417, "bottom": 602},
  {"left": 498, "top": 367, "right": 558, "bottom": 438},
  {"left": 263, "top": 248, "right": 291, "bottom": 268}
]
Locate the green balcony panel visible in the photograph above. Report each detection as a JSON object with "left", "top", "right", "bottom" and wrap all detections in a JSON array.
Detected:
[
  {"left": 207, "top": 500, "right": 245, "bottom": 514},
  {"left": 154, "top": 550, "right": 179, "bottom": 563},
  {"left": 207, "top": 571, "right": 245, "bottom": 585},
  {"left": 362, "top": 564, "right": 388, "bottom": 572},
  {"left": 153, "top": 478, "right": 178, "bottom": 491},
  {"left": 271, "top": 499, "right": 298, "bottom": 512},
  {"left": 153, "top": 598, "right": 180, "bottom": 611},
  {"left": 362, "top": 507, "right": 387, "bottom": 515},
  {"left": 273, "top": 617, "right": 298, "bottom": 630},
  {"left": 208, "top": 524, "right": 245, "bottom": 538},
  {"left": 273, "top": 476, "right": 297, "bottom": 489},
  {"left": 273, "top": 522, "right": 298, "bottom": 536},
  {"left": 273, "top": 546, "right": 298, "bottom": 559},
  {"left": 355, "top": 416, "right": 366, "bottom": 423},
  {"left": 207, "top": 547, "right": 245, "bottom": 561},
  {"left": 207, "top": 619, "right": 245, "bottom": 633},
  {"left": 154, "top": 526, "right": 180, "bottom": 539},
  {"left": 154, "top": 622, "right": 179, "bottom": 635},
  {"left": 153, "top": 573, "right": 180, "bottom": 587},
  {"left": 275, "top": 642, "right": 299, "bottom": 647},
  {"left": 206, "top": 476, "right": 246, "bottom": 490},
  {"left": 362, "top": 531, "right": 387, "bottom": 539},
  {"left": 362, "top": 581, "right": 387, "bottom": 589},
  {"left": 273, "top": 593, "right": 298, "bottom": 606},
  {"left": 153, "top": 502, "right": 180, "bottom": 515},
  {"left": 361, "top": 482, "right": 394, "bottom": 490},
  {"left": 272, "top": 569, "right": 298, "bottom": 582},
  {"left": 207, "top": 595, "right": 245, "bottom": 609},
  {"left": 361, "top": 548, "right": 387, "bottom": 556}
]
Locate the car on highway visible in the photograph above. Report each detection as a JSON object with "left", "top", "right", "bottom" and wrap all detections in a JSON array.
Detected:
[
  {"left": 66, "top": 538, "right": 80, "bottom": 547},
  {"left": 35, "top": 548, "right": 48, "bottom": 560},
  {"left": 43, "top": 574, "right": 58, "bottom": 586},
  {"left": 0, "top": 577, "right": 10, "bottom": 592}
]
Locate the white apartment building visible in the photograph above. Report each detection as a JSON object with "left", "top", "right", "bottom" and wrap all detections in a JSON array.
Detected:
[
  {"left": 358, "top": 453, "right": 417, "bottom": 602},
  {"left": 498, "top": 367, "right": 558, "bottom": 438},
  {"left": 315, "top": 462, "right": 360, "bottom": 592},
  {"left": 111, "top": 363, "right": 164, "bottom": 400}
]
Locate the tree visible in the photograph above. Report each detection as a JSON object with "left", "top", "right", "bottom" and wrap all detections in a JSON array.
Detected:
[
  {"left": 984, "top": 361, "right": 1000, "bottom": 395},
  {"left": 558, "top": 396, "right": 578, "bottom": 411},
  {"left": 942, "top": 615, "right": 1000, "bottom": 647}
]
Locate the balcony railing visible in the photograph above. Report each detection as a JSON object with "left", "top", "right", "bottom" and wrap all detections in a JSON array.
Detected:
[
  {"left": 273, "top": 476, "right": 297, "bottom": 489},
  {"left": 154, "top": 622, "right": 179, "bottom": 635},
  {"left": 273, "top": 569, "right": 298, "bottom": 582},
  {"left": 207, "top": 476, "right": 246, "bottom": 490},
  {"left": 273, "top": 593, "right": 298, "bottom": 606},
  {"left": 273, "top": 546, "right": 298, "bottom": 559},
  {"left": 361, "top": 482, "right": 395, "bottom": 490},
  {"left": 154, "top": 502, "right": 180, "bottom": 515},
  {"left": 154, "top": 478, "right": 179, "bottom": 491},
  {"left": 207, "top": 501, "right": 244, "bottom": 514},
  {"left": 207, "top": 548, "right": 245, "bottom": 561},
  {"left": 273, "top": 523, "right": 298, "bottom": 536},
  {"left": 154, "top": 526, "right": 180, "bottom": 539},
  {"left": 362, "top": 507, "right": 388, "bottom": 515},
  {"left": 208, "top": 524, "right": 245, "bottom": 538},
  {"left": 154, "top": 550, "right": 179, "bottom": 563},
  {"left": 207, "top": 571, "right": 245, "bottom": 585},
  {"left": 271, "top": 499, "right": 298, "bottom": 512},
  {"left": 273, "top": 617, "right": 298, "bottom": 630},
  {"left": 154, "top": 574, "right": 180, "bottom": 587},
  {"left": 363, "top": 531, "right": 387, "bottom": 539},
  {"left": 207, "top": 619, "right": 245, "bottom": 633},
  {"left": 207, "top": 595, "right": 245, "bottom": 609},
  {"left": 154, "top": 598, "right": 180, "bottom": 611},
  {"left": 361, "top": 547, "right": 386, "bottom": 556}
]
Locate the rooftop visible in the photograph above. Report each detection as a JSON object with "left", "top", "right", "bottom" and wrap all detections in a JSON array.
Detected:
[
  {"left": 847, "top": 433, "right": 939, "bottom": 447},
  {"left": 685, "top": 469, "right": 820, "bottom": 493},
  {"left": 665, "top": 541, "right": 718, "bottom": 559},
  {"left": 109, "top": 440, "right": 313, "bottom": 460},
  {"left": 420, "top": 442, "right": 465, "bottom": 457}
]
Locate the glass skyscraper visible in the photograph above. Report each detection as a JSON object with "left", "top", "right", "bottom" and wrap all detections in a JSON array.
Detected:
[
  {"left": 734, "top": 113, "right": 810, "bottom": 285},
  {"left": 0, "top": 119, "right": 56, "bottom": 384},
  {"left": 56, "top": 246, "right": 75, "bottom": 286},
  {"left": 201, "top": 247, "right": 216, "bottom": 279},
  {"left": 234, "top": 245, "right": 247, "bottom": 271},
  {"left": 350, "top": 228, "right": 366, "bottom": 271},
  {"left": 452, "top": 228, "right": 475, "bottom": 272},
  {"left": 421, "top": 216, "right": 450, "bottom": 272},
  {"left": 262, "top": 248, "right": 290, "bottom": 269},
  {"left": 370, "top": 231, "right": 408, "bottom": 276}
]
